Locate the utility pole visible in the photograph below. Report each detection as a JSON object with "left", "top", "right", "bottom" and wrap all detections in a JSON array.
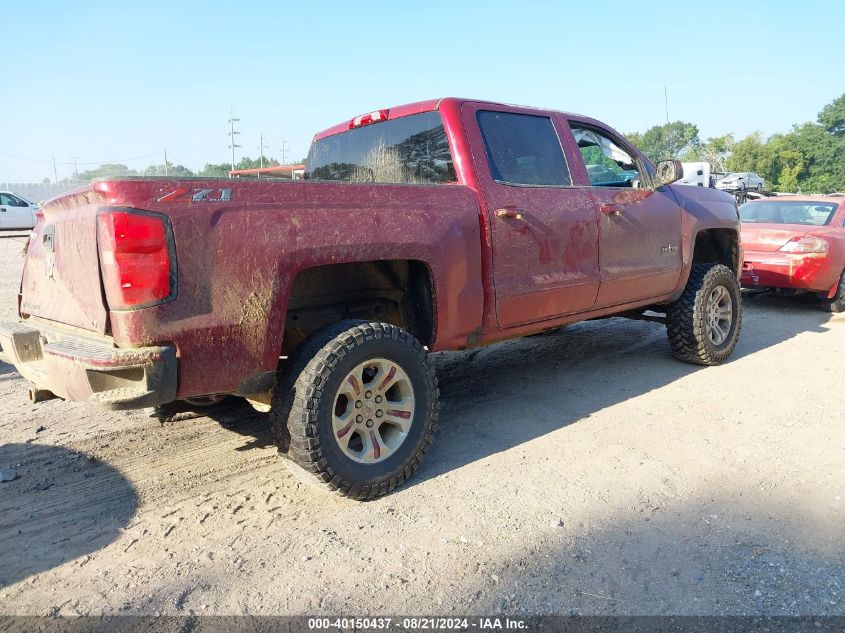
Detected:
[
  {"left": 280, "top": 137, "right": 289, "bottom": 165},
  {"left": 664, "top": 85, "right": 670, "bottom": 125},
  {"left": 71, "top": 157, "right": 79, "bottom": 183},
  {"left": 228, "top": 107, "right": 241, "bottom": 174},
  {"left": 49, "top": 155, "right": 58, "bottom": 184},
  {"left": 259, "top": 133, "right": 269, "bottom": 169},
  {"left": 163, "top": 148, "right": 169, "bottom": 176}
]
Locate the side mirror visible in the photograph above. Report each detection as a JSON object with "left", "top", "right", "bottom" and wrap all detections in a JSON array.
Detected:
[{"left": 653, "top": 159, "right": 683, "bottom": 188}]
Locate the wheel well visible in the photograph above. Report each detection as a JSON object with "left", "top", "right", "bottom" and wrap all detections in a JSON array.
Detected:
[
  {"left": 282, "top": 260, "right": 435, "bottom": 357},
  {"left": 692, "top": 229, "right": 739, "bottom": 272}
]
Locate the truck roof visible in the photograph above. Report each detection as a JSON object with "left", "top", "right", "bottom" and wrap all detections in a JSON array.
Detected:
[{"left": 311, "top": 97, "right": 588, "bottom": 142}]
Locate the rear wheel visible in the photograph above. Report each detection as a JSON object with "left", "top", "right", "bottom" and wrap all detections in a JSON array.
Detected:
[
  {"left": 820, "top": 270, "right": 845, "bottom": 313},
  {"left": 269, "top": 320, "right": 438, "bottom": 500},
  {"left": 667, "top": 263, "right": 742, "bottom": 365}
]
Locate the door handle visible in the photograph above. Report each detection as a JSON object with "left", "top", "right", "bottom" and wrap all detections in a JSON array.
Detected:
[
  {"left": 494, "top": 208, "right": 525, "bottom": 220},
  {"left": 600, "top": 203, "right": 622, "bottom": 216}
]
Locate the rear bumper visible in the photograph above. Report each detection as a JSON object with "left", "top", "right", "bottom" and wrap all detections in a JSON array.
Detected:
[
  {"left": 0, "top": 320, "right": 177, "bottom": 409},
  {"left": 740, "top": 251, "right": 838, "bottom": 294}
]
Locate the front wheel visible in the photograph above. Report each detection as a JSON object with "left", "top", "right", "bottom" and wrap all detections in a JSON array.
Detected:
[
  {"left": 667, "top": 263, "right": 742, "bottom": 365},
  {"left": 269, "top": 320, "right": 439, "bottom": 500}
]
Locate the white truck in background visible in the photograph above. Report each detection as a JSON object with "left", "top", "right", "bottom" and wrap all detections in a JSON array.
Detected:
[{"left": 678, "top": 162, "right": 714, "bottom": 188}]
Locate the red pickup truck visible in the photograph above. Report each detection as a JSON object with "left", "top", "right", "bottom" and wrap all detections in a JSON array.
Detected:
[{"left": 0, "top": 98, "right": 743, "bottom": 499}]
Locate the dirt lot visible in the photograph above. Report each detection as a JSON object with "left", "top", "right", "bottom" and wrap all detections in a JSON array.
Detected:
[{"left": 0, "top": 230, "right": 842, "bottom": 617}]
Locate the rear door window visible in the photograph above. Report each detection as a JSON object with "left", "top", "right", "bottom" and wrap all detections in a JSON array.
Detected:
[{"left": 476, "top": 111, "right": 571, "bottom": 187}]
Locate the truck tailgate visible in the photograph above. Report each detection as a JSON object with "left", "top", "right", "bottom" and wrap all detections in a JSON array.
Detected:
[{"left": 19, "top": 189, "right": 109, "bottom": 335}]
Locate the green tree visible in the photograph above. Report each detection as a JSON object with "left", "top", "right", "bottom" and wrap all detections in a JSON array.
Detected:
[
  {"left": 76, "top": 163, "right": 138, "bottom": 181},
  {"left": 785, "top": 123, "right": 845, "bottom": 193},
  {"left": 198, "top": 163, "right": 232, "bottom": 177},
  {"left": 627, "top": 121, "right": 700, "bottom": 164},
  {"left": 775, "top": 149, "right": 804, "bottom": 192},
  {"left": 233, "top": 156, "right": 281, "bottom": 170},
  {"left": 628, "top": 92, "right": 845, "bottom": 193},
  {"left": 818, "top": 93, "right": 845, "bottom": 136},
  {"left": 686, "top": 134, "right": 735, "bottom": 172},
  {"left": 725, "top": 132, "right": 777, "bottom": 181},
  {"left": 141, "top": 163, "right": 195, "bottom": 177}
]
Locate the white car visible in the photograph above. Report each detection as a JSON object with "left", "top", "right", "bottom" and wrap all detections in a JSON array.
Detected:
[
  {"left": 716, "top": 172, "right": 765, "bottom": 191},
  {"left": 0, "top": 191, "right": 39, "bottom": 229}
]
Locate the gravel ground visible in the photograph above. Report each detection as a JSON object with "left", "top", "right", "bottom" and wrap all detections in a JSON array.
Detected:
[{"left": 0, "top": 230, "right": 842, "bottom": 616}]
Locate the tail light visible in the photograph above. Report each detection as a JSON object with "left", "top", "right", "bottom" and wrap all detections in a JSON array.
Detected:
[
  {"left": 778, "top": 236, "right": 829, "bottom": 254},
  {"left": 97, "top": 209, "right": 175, "bottom": 310},
  {"left": 349, "top": 109, "right": 389, "bottom": 129}
]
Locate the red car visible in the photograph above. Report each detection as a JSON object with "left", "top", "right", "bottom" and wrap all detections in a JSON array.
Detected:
[{"left": 740, "top": 196, "right": 845, "bottom": 311}]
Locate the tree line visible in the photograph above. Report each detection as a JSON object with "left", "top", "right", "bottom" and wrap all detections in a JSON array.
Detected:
[
  {"left": 67, "top": 155, "right": 307, "bottom": 183},
  {"left": 627, "top": 92, "right": 845, "bottom": 193}
]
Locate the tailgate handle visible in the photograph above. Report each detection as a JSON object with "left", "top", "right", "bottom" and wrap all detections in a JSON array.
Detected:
[{"left": 42, "top": 225, "right": 55, "bottom": 252}]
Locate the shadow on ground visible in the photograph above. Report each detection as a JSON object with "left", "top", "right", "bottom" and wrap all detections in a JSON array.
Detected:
[
  {"left": 0, "top": 443, "right": 138, "bottom": 587},
  {"left": 131, "top": 484, "right": 843, "bottom": 616},
  {"left": 415, "top": 299, "right": 832, "bottom": 484},
  {"left": 461, "top": 491, "right": 845, "bottom": 616},
  {"left": 186, "top": 295, "right": 836, "bottom": 491}
]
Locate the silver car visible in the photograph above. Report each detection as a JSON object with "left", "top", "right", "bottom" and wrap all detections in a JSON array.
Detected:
[{"left": 716, "top": 172, "right": 765, "bottom": 191}]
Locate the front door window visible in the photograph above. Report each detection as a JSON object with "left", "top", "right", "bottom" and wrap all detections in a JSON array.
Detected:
[{"left": 572, "top": 127, "right": 642, "bottom": 188}]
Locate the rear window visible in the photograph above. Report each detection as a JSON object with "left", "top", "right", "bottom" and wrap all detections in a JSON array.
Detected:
[
  {"left": 739, "top": 201, "right": 839, "bottom": 225},
  {"left": 476, "top": 111, "right": 571, "bottom": 187},
  {"left": 305, "top": 111, "right": 457, "bottom": 185}
]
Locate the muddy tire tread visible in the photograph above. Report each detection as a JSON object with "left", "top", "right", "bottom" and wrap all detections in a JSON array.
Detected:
[
  {"left": 667, "top": 263, "right": 742, "bottom": 366},
  {"left": 268, "top": 320, "right": 438, "bottom": 500}
]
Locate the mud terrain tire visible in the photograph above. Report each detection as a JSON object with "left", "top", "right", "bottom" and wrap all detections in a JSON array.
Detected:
[
  {"left": 667, "top": 263, "right": 742, "bottom": 365},
  {"left": 269, "top": 320, "right": 438, "bottom": 500}
]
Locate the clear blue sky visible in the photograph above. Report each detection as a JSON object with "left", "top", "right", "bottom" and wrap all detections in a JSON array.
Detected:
[{"left": 2, "top": 0, "right": 839, "bottom": 182}]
